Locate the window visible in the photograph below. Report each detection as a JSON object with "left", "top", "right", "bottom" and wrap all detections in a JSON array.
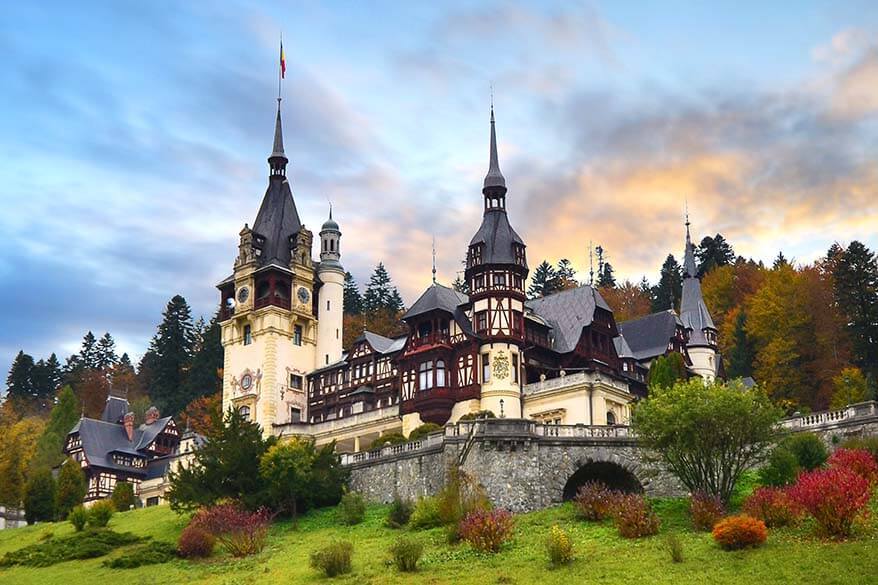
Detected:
[
  {"left": 290, "top": 374, "right": 303, "bottom": 390},
  {"left": 336, "top": 328, "right": 339, "bottom": 339},
  {"left": 492, "top": 272, "right": 506, "bottom": 288},
  {"left": 327, "top": 300, "right": 331, "bottom": 311},
  {"left": 146, "top": 496, "right": 159, "bottom": 507},
  {"left": 325, "top": 354, "right": 329, "bottom": 365},
  {"left": 290, "top": 407, "right": 302, "bottom": 423},
  {"left": 294, "top": 325, "right": 303, "bottom": 346},
  {"left": 482, "top": 353, "right": 490, "bottom": 383},
  {"left": 474, "top": 274, "right": 485, "bottom": 291},
  {"left": 476, "top": 311, "right": 488, "bottom": 332},
  {"left": 243, "top": 325, "right": 252, "bottom": 345},
  {"left": 419, "top": 361, "right": 434, "bottom": 390},
  {"left": 436, "top": 360, "right": 446, "bottom": 387},
  {"left": 239, "top": 405, "right": 251, "bottom": 419},
  {"left": 512, "top": 353, "right": 519, "bottom": 384},
  {"left": 606, "top": 411, "right": 616, "bottom": 426}
]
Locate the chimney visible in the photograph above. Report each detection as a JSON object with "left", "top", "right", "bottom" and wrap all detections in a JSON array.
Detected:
[
  {"left": 123, "top": 412, "right": 135, "bottom": 442},
  {"left": 145, "top": 406, "right": 160, "bottom": 425}
]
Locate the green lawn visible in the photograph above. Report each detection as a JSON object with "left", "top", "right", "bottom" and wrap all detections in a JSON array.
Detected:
[{"left": 1, "top": 497, "right": 877, "bottom": 585}]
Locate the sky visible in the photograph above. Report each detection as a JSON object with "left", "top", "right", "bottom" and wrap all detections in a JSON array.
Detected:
[{"left": 1, "top": 1, "right": 877, "bottom": 377}]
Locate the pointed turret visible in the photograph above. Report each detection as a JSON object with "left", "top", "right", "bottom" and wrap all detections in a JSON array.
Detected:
[
  {"left": 683, "top": 214, "right": 697, "bottom": 278},
  {"left": 268, "top": 99, "right": 288, "bottom": 176},
  {"left": 484, "top": 107, "right": 506, "bottom": 190},
  {"left": 679, "top": 215, "right": 718, "bottom": 361}
]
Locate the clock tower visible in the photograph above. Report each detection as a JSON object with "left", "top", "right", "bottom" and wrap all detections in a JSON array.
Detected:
[{"left": 218, "top": 99, "right": 316, "bottom": 434}]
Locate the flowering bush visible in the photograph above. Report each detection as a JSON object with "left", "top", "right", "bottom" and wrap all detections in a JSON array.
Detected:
[
  {"left": 712, "top": 515, "right": 767, "bottom": 550},
  {"left": 689, "top": 492, "right": 725, "bottom": 531},
  {"left": 459, "top": 509, "right": 514, "bottom": 553},
  {"left": 789, "top": 466, "right": 871, "bottom": 538},
  {"left": 613, "top": 494, "right": 660, "bottom": 538},
  {"left": 176, "top": 525, "right": 215, "bottom": 558},
  {"left": 742, "top": 487, "right": 803, "bottom": 527},
  {"left": 828, "top": 448, "right": 878, "bottom": 486},
  {"left": 573, "top": 481, "right": 621, "bottom": 521},
  {"left": 545, "top": 524, "right": 574, "bottom": 567},
  {"left": 189, "top": 504, "right": 271, "bottom": 557}
]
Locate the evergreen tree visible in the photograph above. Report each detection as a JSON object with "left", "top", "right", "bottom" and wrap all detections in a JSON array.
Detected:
[
  {"left": 148, "top": 295, "right": 197, "bottom": 416},
  {"left": 184, "top": 312, "right": 224, "bottom": 405},
  {"left": 556, "top": 259, "right": 578, "bottom": 290},
  {"left": 696, "top": 234, "right": 735, "bottom": 277},
  {"left": 343, "top": 271, "right": 363, "bottom": 315},
  {"left": 651, "top": 255, "right": 682, "bottom": 312},
  {"left": 118, "top": 352, "right": 133, "bottom": 370},
  {"left": 95, "top": 332, "right": 118, "bottom": 369},
  {"left": 24, "top": 468, "right": 56, "bottom": 524},
  {"left": 773, "top": 251, "right": 790, "bottom": 269},
  {"left": 78, "top": 331, "right": 99, "bottom": 370},
  {"left": 388, "top": 288, "right": 405, "bottom": 313},
  {"left": 831, "top": 241, "right": 878, "bottom": 382},
  {"left": 527, "top": 260, "right": 559, "bottom": 299},
  {"left": 597, "top": 262, "right": 616, "bottom": 288},
  {"left": 451, "top": 274, "right": 470, "bottom": 295},
  {"left": 30, "top": 386, "right": 80, "bottom": 472},
  {"left": 648, "top": 352, "right": 687, "bottom": 390},
  {"left": 5, "top": 350, "right": 35, "bottom": 402},
  {"left": 28, "top": 359, "right": 55, "bottom": 412},
  {"left": 44, "top": 354, "right": 62, "bottom": 394},
  {"left": 363, "top": 263, "right": 404, "bottom": 314},
  {"left": 55, "top": 458, "right": 86, "bottom": 519},
  {"left": 726, "top": 310, "right": 756, "bottom": 379}
]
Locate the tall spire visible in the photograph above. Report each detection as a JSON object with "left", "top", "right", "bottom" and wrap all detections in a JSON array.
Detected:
[
  {"left": 483, "top": 104, "right": 506, "bottom": 190},
  {"left": 683, "top": 208, "right": 697, "bottom": 278},
  {"left": 268, "top": 98, "right": 288, "bottom": 176},
  {"left": 432, "top": 235, "right": 437, "bottom": 283}
]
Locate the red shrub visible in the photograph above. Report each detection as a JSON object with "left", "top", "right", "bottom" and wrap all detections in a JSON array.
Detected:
[
  {"left": 459, "top": 509, "right": 514, "bottom": 553},
  {"left": 742, "top": 487, "right": 804, "bottom": 527},
  {"left": 689, "top": 492, "right": 725, "bottom": 531},
  {"left": 177, "top": 524, "right": 215, "bottom": 558},
  {"left": 573, "top": 481, "right": 622, "bottom": 521},
  {"left": 788, "top": 467, "right": 871, "bottom": 538},
  {"left": 712, "top": 515, "right": 767, "bottom": 550},
  {"left": 828, "top": 448, "right": 878, "bottom": 486},
  {"left": 189, "top": 504, "right": 271, "bottom": 557},
  {"left": 613, "top": 494, "right": 660, "bottom": 538}
]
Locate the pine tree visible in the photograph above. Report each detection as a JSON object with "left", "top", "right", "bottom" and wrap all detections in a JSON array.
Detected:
[
  {"left": 24, "top": 468, "right": 56, "bottom": 524},
  {"left": 95, "top": 332, "right": 118, "bottom": 369},
  {"left": 651, "top": 255, "right": 682, "bottom": 312},
  {"left": 44, "top": 354, "right": 62, "bottom": 394},
  {"left": 832, "top": 241, "right": 878, "bottom": 382},
  {"left": 597, "top": 262, "right": 616, "bottom": 288},
  {"left": 363, "top": 263, "right": 403, "bottom": 314},
  {"left": 343, "top": 271, "right": 363, "bottom": 315},
  {"left": 696, "top": 234, "right": 735, "bottom": 277},
  {"left": 451, "top": 274, "right": 470, "bottom": 295},
  {"left": 726, "top": 310, "right": 756, "bottom": 379},
  {"left": 556, "top": 259, "right": 579, "bottom": 290},
  {"left": 527, "top": 260, "right": 558, "bottom": 299},
  {"left": 184, "top": 312, "right": 224, "bottom": 405},
  {"left": 148, "top": 295, "right": 197, "bottom": 416},
  {"left": 5, "top": 351, "right": 35, "bottom": 402},
  {"left": 30, "top": 386, "right": 80, "bottom": 472},
  {"left": 773, "top": 252, "right": 790, "bottom": 269},
  {"left": 78, "top": 331, "right": 99, "bottom": 370},
  {"left": 28, "top": 359, "right": 55, "bottom": 414}
]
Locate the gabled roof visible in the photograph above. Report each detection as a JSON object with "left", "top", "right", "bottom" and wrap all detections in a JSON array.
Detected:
[
  {"left": 613, "top": 335, "right": 635, "bottom": 359},
  {"left": 403, "top": 283, "right": 468, "bottom": 320},
  {"left": 469, "top": 210, "right": 525, "bottom": 265},
  {"left": 617, "top": 310, "right": 682, "bottom": 361},
  {"left": 68, "top": 414, "right": 178, "bottom": 476},
  {"left": 359, "top": 331, "right": 406, "bottom": 355},
  {"left": 525, "top": 286, "right": 612, "bottom": 353},
  {"left": 101, "top": 395, "right": 129, "bottom": 424}
]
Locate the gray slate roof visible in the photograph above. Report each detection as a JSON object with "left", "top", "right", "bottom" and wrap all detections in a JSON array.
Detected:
[
  {"left": 525, "top": 286, "right": 612, "bottom": 353},
  {"left": 362, "top": 331, "right": 407, "bottom": 354},
  {"left": 613, "top": 334, "right": 635, "bottom": 359},
  {"left": 101, "top": 395, "right": 129, "bottom": 424},
  {"left": 252, "top": 177, "right": 301, "bottom": 268},
  {"left": 403, "top": 283, "right": 468, "bottom": 320},
  {"left": 69, "top": 414, "right": 176, "bottom": 475},
  {"left": 680, "top": 276, "right": 716, "bottom": 346},
  {"left": 617, "top": 310, "right": 682, "bottom": 361},
  {"left": 469, "top": 210, "right": 525, "bottom": 265}
]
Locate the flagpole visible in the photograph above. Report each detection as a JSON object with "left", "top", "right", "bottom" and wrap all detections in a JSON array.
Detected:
[{"left": 278, "top": 31, "right": 283, "bottom": 105}]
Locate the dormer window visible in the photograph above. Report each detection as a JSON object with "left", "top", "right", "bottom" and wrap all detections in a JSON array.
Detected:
[
  {"left": 514, "top": 244, "right": 526, "bottom": 266},
  {"left": 469, "top": 245, "right": 483, "bottom": 268}
]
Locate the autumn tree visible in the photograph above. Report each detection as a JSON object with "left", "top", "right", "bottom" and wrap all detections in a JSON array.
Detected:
[
  {"left": 830, "top": 367, "right": 870, "bottom": 410},
  {"left": 599, "top": 281, "right": 651, "bottom": 322},
  {"left": 0, "top": 417, "right": 45, "bottom": 506},
  {"left": 180, "top": 392, "right": 222, "bottom": 435}
]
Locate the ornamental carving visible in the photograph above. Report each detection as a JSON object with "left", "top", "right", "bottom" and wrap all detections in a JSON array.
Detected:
[
  {"left": 233, "top": 367, "right": 263, "bottom": 396},
  {"left": 493, "top": 351, "right": 510, "bottom": 380}
]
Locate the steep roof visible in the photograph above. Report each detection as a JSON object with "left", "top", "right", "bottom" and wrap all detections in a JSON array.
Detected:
[
  {"left": 403, "top": 283, "right": 468, "bottom": 320},
  {"left": 617, "top": 310, "right": 682, "bottom": 361},
  {"left": 525, "top": 286, "right": 612, "bottom": 353},
  {"left": 68, "top": 414, "right": 177, "bottom": 476},
  {"left": 362, "top": 331, "right": 407, "bottom": 355},
  {"left": 469, "top": 211, "right": 525, "bottom": 265},
  {"left": 101, "top": 395, "right": 129, "bottom": 424},
  {"left": 613, "top": 334, "right": 635, "bottom": 359},
  {"left": 680, "top": 276, "right": 716, "bottom": 345},
  {"left": 251, "top": 178, "right": 301, "bottom": 267}
]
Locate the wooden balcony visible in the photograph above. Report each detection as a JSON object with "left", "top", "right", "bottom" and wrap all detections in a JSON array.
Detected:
[{"left": 254, "top": 296, "right": 291, "bottom": 311}]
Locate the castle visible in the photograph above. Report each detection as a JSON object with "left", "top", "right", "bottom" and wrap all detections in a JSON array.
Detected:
[{"left": 218, "top": 99, "right": 721, "bottom": 450}]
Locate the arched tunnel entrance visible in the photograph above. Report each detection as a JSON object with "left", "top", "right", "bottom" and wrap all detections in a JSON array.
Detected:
[{"left": 562, "top": 461, "right": 644, "bottom": 500}]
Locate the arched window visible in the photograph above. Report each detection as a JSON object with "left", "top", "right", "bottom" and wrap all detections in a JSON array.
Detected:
[
  {"left": 238, "top": 405, "right": 251, "bottom": 419},
  {"left": 436, "top": 360, "right": 446, "bottom": 387},
  {"left": 606, "top": 411, "right": 616, "bottom": 426},
  {"left": 419, "top": 361, "right": 433, "bottom": 390}
]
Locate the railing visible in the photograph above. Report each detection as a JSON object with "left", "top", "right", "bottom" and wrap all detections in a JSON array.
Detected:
[
  {"left": 408, "top": 332, "right": 451, "bottom": 350},
  {"left": 340, "top": 431, "right": 445, "bottom": 465},
  {"left": 523, "top": 371, "right": 629, "bottom": 396},
  {"left": 538, "top": 424, "right": 631, "bottom": 438},
  {"left": 780, "top": 401, "right": 877, "bottom": 430},
  {"left": 254, "top": 296, "right": 291, "bottom": 310},
  {"left": 220, "top": 306, "right": 234, "bottom": 321}
]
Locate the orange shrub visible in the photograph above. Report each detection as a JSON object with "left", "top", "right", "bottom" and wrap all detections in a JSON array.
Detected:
[{"left": 712, "top": 515, "right": 767, "bottom": 550}]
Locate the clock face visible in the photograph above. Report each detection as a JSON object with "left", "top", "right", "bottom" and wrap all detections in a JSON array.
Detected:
[
  {"left": 240, "top": 374, "right": 253, "bottom": 391},
  {"left": 297, "top": 286, "right": 310, "bottom": 304},
  {"left": 237, "top": 287, "right": 250, "bottom": 303}
]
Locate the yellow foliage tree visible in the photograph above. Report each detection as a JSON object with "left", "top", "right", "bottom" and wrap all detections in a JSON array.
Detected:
[
  {"left": 0, "top": 417, "right": 46, "bottom": 506},
  {"left": 830, "top": 367, "right": 869, "bottom": 410}
]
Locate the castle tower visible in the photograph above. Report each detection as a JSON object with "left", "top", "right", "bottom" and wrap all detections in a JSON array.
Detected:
[
  {"left": 465, "top": 105, "right": 528, "bottom": 418},
  {"left": 316, "top": 208, "right": 344, "bottom": 367},
  {"left": 218, "top": 99, "right": 316, "bottom": 433},
  {"left": 679, "top": 215, "right": 719, "bottom": 381}
]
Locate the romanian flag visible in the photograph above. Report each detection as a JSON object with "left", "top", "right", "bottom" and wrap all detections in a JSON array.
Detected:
[{"left": 280, "top": 41, "right": 286, "bottom": 78}]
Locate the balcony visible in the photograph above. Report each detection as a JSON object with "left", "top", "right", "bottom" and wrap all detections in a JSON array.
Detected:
[
  {"left": 254, "top": 296, "right": 291, "bottom": 311},
  {"left": 408, "top": 332, "right": 452, "bottom": 351}
]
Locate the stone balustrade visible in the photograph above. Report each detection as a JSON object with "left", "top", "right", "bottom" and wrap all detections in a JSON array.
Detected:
[
  {"left": 779, "top": 401, "right": 877, "bottom": 431},
  {"left": 522, "top": 371, "right": 629, "bottom": 396}
]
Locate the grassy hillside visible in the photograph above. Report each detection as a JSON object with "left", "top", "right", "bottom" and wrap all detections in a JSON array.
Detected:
[{"left": 1, "top": 498, "right": 877, "bottom": 585}]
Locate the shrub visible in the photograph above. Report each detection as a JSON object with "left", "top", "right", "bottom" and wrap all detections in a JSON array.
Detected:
[
  {"left": 437, "top": 469, "right": 491, "bottom": 529},
  {"left": 689, "top": 492, "right": 725, "bottom": 531},
  {"left": 389, "top": 536, "right": 423, "bottom": 572},
  {"left": 459, "top": 509, "right": 514, "bottom": 553},
  {"left": 24, "top": 468, "right": 56, "bottom": 524},
  {"left": 338, "top": 491, "right": 366, "bottom": 525},
  {"left": 88, "top": 500, "right": 115, "bottom": 528},
  {"left": 386, "top": 496, "right": 413, "bottom": 528},
  {"left": 742, "top": 487, "right": 803, "bottom": 527},
  {"left": 369, "top": 433, "right": 407, "bottom": 450},
  {"left": 712, "top": 515, "right": 767, "bottom": 550},
  {"left": 665, "top": 533, "right": 684, "bottom": 563},
  {"left": 613, "top": 494, "right": 660, "bottom": 539},
  {"left": 458, "top": 410, "right": 496, "bottom": 421},
  {"left": 408, "top": 423, "right": 442, "bottom": 442},
  {"left": 102, "top": 541, "right": 176, "bottom": 568},
  {"left": 573, "top": 481, "right": 621, "bottom": 522},
  {"left": 0, "top": 530, "right": 142, "bottom": 567},
  {"left": 68, "top": 506, "right": 88, "bottom": 532},
  {"left": 310, "top": 541, "right": 353, "bottom": 577},
  {"left": 177, "top": 525, "right": 215, "bottom": 558},
  {"left": 55, "top": 459, "right": 87, "bottom": 520},
  {"left": 190, "top": 504, "right": 271, "bottom": 557},
  {"left": 840, "top": 436, "right": 878, "bottom": 462},
  {"left": 545, "top": 524, "right": 574, "bottom": 567},
  {"left": 828, "top": 448, "right": 878, "bottom": 486},
  {"left": 789, "top": 466, "right": 872, "bottom": 537},
  {"left": 111, "top": 482, "right": 137, "bottom": 512},
  {"left": 783, "top": 433, "right": 828, "bottom": 470},
  {"left": 410, "top": 496, "right": 443, "bottom": 529},
  {"left": 758, "top": 446, "right": 800, "bottom": 487}
]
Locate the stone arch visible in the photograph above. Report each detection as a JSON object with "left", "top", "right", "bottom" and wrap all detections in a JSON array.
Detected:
[{"left": 562, "top": 460, "right": 644, "bottom": 501}]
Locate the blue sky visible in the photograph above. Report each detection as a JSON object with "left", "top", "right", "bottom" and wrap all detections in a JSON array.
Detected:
[{"left": 1, "top": 1, "right": 877, "bottom": 377}]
